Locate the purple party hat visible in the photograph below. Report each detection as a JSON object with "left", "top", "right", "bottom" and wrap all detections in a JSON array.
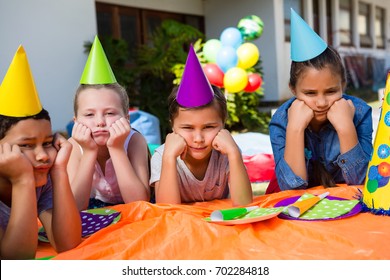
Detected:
[
  {"left": 176, "top": 45, "right": 214, "bottom": 107},
  {"left": 290, "top": 8, "right": 327, "bottom": 62}
]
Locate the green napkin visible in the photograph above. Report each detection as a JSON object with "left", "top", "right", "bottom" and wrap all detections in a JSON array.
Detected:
[
  {"left": 282, "top": 193, "right": 359, "bottom": 219},
  {"left": 241, "top": 207, "right": 284, "bottom": 219}
]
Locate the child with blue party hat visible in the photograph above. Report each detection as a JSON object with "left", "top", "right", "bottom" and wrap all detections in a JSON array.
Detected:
[
  {"left": 67, "top": 36, "right": 150, "bottom": 210},
  {"left": 267, "top": 9, "right": 373, "bottom": 193},
  {"left": 150, "top": 45, "right": 252, "bottom": 206},
  {"left": 0, "top": 46, "right": 81, "bottom": 259}
]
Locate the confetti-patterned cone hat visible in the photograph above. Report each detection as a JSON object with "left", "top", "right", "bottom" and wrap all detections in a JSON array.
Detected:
[
  {"left": 0, "top": 45, "right": 42, "bottom": 117},
  {"left": 80, "top": 35, "right": 117, "bottom": 84},
  {"left": 176, "top": 45, "right": 214, "bottom": 107},
  {"left": 290, "top": 8, "right": 327, "bottom": 62},
  {"left": 362, "top": 72, "right": 390, "bottom": 215}
]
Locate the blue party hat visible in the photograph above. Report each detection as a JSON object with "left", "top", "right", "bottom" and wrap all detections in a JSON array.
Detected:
[
  {"left": 176, "top": 45, "right": 214, "bottom": 108},
  {"left": 290, "top": 8, "right": 327, "bottom": 62}
]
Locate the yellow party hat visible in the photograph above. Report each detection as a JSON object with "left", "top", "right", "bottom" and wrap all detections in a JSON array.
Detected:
[
  {"left": 362, "top": 71, "right": 390, "bottom": 215},
  {"left": 0, "top": 45, "right": 42, "bottom": 117},
  {"left": 79, "top": 35, "right": 117, "bottom": 84}
]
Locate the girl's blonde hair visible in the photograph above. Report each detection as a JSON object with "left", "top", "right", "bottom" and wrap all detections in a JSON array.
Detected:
[{"left": 74, "top": 83, "right": 129, "bottom": 116}]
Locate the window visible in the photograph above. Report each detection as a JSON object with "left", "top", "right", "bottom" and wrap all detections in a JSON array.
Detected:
[
  {"left": 358, "top": 2, "right": 372, "bottom": 47},
  {"left": 284, "top": 0, "right": 302, "bottom": 41},
  {"left": 326, "top": 0, "right": 333, "bottom": 46},
  {"left": 339, "top": 0, "right": 352, "bottom": 46},
  {"left": 313, "top": 0, "right": 334, "bottom": 46},
  {"left": 95, "top": 2, "right": 204, "bottom": 63},
  {"left": 375, "top": 7, "right": 385, "bottom": 49}
]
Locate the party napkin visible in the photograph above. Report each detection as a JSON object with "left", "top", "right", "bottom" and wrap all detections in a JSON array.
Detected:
[
  {"left": 206, "top": 206, "right": 284, "bottom": 225},
  {"left": 38, "top": 209, "right": 121, "bottom": 242},
  {"left": 286, "top": 192, "right": 329, "bottom": 217},
  {"left": 282, "top": 193, "right": 359, "bottom": 220}
]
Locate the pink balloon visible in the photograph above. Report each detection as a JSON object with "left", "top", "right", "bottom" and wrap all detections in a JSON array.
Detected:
[
  {"left": 203, "top": 63, "right": 224, "bottom": 87},
  {"left": 244, "top": 73, "right": 262, "bottom": 92}
]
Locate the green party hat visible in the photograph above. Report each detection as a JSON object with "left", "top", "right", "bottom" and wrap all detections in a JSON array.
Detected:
[{"left": 79, "top": 35, "right": 117, "bottom": 84}]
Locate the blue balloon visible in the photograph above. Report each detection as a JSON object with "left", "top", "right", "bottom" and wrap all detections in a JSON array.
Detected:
[
  {"left": 220, "top": 27, "right": 243, "bottom": 49},
  {"left": 216, "top": 46, "right": 238, "bottom": 73},
  {"left": 378, "top": 176, "right": 390, "bottom": 188},
  {"left": 368, "top": 165, "right": 379, "bottom": 180}
]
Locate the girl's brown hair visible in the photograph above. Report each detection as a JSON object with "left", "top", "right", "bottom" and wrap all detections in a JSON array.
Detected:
[{"left": 289, "top": 46, "right": 347, "bottom": 91}]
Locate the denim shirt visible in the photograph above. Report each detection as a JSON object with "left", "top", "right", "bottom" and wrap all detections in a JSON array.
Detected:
[{"left": 269, "top": 94, "right": 373, "bottom": 190}]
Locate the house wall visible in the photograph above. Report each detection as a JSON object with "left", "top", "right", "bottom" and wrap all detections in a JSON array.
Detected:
[
  {"left": 1, "top": 0, "right": 389, "bottom": 132},
  {"left": 285, "top": 0, "right": 390, "bottom": 100},
  {"left": 99, "top": 0, "right": 204, "bottom": 15},
  {"left": 0, "top": 0, "right": 97, "bottom": 133}
]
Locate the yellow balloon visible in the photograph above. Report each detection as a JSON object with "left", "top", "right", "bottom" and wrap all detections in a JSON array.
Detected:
[
  {"left": 237, "top": 43, "right": 259, "bottom": 69},
  {"left": 223, "top": 67, "right": 248, "bottom": 93}
]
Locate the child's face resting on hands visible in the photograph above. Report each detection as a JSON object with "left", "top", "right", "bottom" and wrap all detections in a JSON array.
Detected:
[
  {"left": 0, "top": 119, "right": 56, "bottom": 187},
  {"left": 292, "top": 66, "right": 343, "bottom": 125},
  {"left": 75, "top": 88, "right": 128, "bottom": 146},
  {"left": 172, "top": 103, "right": 224, "bottom": 161}
]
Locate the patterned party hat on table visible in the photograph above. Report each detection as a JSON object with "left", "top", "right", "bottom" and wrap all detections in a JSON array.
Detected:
[
  {"left": 0, "top": 45, "right": 43, "bottom": 117},
  {"left": 80, "top": 35, "right": 117, "bottom": 84},
  {"left": 176, "top": 45, "right": 214, "bottom": 107},
  {"left": 362, "top": 71, "right": 390, "bottom": 215},
  {"left": 290, "top": 8, "right": 327, "bottom": 62}
]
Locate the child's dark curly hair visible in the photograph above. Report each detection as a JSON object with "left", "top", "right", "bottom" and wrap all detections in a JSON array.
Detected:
[{"left": 0, "top": 109, "right": 50, "bottom": 139}]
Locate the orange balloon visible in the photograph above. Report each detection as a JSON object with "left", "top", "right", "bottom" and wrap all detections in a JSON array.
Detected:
[{"left": 378, "top": 162, "right": 390, "bottom": 177}]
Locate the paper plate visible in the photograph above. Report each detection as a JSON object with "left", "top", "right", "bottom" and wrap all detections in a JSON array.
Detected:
[
  {"left": 274, "top": 196, "right": 362, "bottom": 221},
  {"left": 205, "top": 208, "right": 283, "bottom": 225},
  {"left": 38, "top": 208, "right": 121, "bottom": 242}
]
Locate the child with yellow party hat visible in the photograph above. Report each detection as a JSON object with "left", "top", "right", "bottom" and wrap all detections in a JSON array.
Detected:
[
  {"left": 267, "top": 9, "right": 373, "bottom": 193},
  {"left": 150, "top": 45, "right": 252, "bottom": 206},
  {"left": 67, "top": 36, "right": 150, "bottom": 210},
  {"left": 362, "top": 72, "right": 390, "bottom": 215},
  {"left": 0, "top": 46, "right": 81, "bottom": 259}
]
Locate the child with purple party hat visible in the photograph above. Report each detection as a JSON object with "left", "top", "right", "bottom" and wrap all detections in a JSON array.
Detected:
[{"left": 150, "top": 45, "right": 253, "bottom": 206}]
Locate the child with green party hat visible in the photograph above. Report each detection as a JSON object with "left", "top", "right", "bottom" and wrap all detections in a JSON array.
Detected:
[
  {"left": 0, "top": 46, "right": 81, "bottom": 259},
  {"left": 67, "top": 36, "right": 150, "bottom": 210}
]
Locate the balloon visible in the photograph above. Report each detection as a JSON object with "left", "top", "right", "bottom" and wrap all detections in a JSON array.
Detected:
[
  {"left": 244, "top": 73, "right": 262, "bottom": 92},
  {"left": 203, "top": 63, "right": 224, "bottom": 87},
  {"left": 223, "top": 67, "right": 248, "bottom": 93},
  {"left": 378, "top": 162, "right": 390, "bottom": 177},
  {"left": 216, "top": 45, "right": 238, "bottom": 73},
  {"left": 368, "top": 165, "right": 379, "bottom": 180},
  {"left": 220, "top": 27, "right": 242, "bottom": 49},
  {"left": 366, "top": 179, "right": 378, "bottom": 193},
  {"left": 203, "top": 39, "right": 222, "bottom": 63},
  {"left": 237, "top": 15, "right": 264, "bottom": 41},
  {"left": 237, "top": 43, "right": 260, "bottom": 69}
]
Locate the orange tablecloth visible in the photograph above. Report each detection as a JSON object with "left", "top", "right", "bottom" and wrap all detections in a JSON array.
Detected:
[{"left": 36, "top": 185, "right": 390, "bottom": 260}]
